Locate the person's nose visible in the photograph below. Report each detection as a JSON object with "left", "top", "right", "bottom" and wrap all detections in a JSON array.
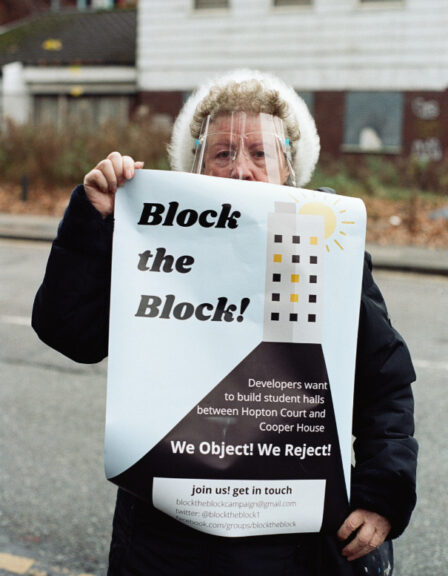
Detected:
[{"left": 230, "top": 148, "right": 255, "bottom": 181}]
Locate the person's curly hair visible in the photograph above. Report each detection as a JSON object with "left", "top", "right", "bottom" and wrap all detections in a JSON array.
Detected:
[{"left": 190, "top": 79, "right": 301, "bottom": 158}]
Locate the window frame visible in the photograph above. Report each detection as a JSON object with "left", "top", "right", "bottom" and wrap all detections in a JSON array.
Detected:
[
  {"left": 273, "top": 0, "right": 313, "bottom": 8},
  {"left": 342, "top": 91, "right": 404, "bottom": 155},
  {"left": 358, "top": 0, "right": 405, "bottom": 9},
  {"left": 193, "top": 0, "right": 230, "bottom": 11}
]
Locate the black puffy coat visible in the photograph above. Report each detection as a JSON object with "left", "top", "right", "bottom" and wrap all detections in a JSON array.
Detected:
[{"left": 32, "top": 185, "right": 417, "bottom": 575}]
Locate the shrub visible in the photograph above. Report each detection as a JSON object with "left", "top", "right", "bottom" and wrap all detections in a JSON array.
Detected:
[
  {"left": 310, "top": 154, "right": 446, "bottom": 199},
  {"left": 0, "top": 118, "right": 171, "bottom": 187}
]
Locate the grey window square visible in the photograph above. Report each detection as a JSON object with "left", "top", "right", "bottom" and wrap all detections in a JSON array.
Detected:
[
  {"left": 274, "top": 0, "right": 312, "bottom": 7},
  {"left": 292, "top": 235, "right": 301, "bottom": 244},
  {"left": 310, "top": 256, "right": 318, "bottom": 264},
  {"left": 272, "top": 293, "right": 280, "bottom": 302},
  {"left": 344, "top": 91, "right": 404, "bottom": 153},
  {"left": 274, "top": 234, "right": 283, "bottom": 243},
  {"left": 310, "top": 275, "right": 317, "bottom": 283},
  {"left": 292, "top": 255, "right": 300, "bottom": 263},
  {"left": 195, "top": 0, "right": 229, "bottom": 8}
]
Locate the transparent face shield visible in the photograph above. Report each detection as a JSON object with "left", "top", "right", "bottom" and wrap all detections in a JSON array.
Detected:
[{"left": 192, "top": 112, "right": 296, "bottom": 186}]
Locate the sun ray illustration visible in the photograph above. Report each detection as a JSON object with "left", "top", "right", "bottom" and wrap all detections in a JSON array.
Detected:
[{"left": 291, "top": 192, "right": 357, "bottom": 251}]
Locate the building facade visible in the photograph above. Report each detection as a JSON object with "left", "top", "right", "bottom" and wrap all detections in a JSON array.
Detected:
[
  {"left": 0, "top": 8, "right": 137, "bottom": 128},
  {"left": 137, "top": 0, "right": 448, "bottom": 161}
]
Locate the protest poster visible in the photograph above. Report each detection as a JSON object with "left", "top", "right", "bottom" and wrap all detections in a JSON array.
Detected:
[{"left": 105, "top": 169, "right": 366, "bottom": 537}]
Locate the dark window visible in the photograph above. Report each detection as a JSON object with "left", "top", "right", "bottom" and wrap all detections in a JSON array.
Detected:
[
  {"left": 292, "top": 255, "right": 300, "bottom": 263},
  {"left": 343, "top": 92, "right": 403, "bottom": 153},
  {"left": 195, "top": 0, "right": 229, "bottom": 8},
  {"left": 310, "top": 275, "right": 317, "bottom": 284},
  {"left": 292, "top": 235, "right": 300, "bottom": 244},
  {"left": 289, "top": 313, "right": 298, "bottom": 321},
  {"left": 310, "top": 256, "right": 318, "bottom": 264},
  {"left": 309, "top": 294, "right": 317, "bottom": 303},
  {"left": 297, "top": 91, "right": 314, "bottom": 115},
  {"left": 274, "top": 234, "right": 283, "bottom": 243},
  {"left": 308, "top": 314, "right": 316, "bottom": 322},
  {"left": 274, "top": 0, "right": 312, "bottom": 6},
  {"left": 272, "top": 293, "right": 280, "bottom": 302},
  {"left": 273, "top": 274, "right": 281, "bottom": 282},
  {"left": 271, "top": 312, "right": 280, "bottom": 321}
]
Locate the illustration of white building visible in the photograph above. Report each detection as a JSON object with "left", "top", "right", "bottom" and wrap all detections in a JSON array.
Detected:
[{"left": 263, "top": 202, "right": 324, "bottom": 344}]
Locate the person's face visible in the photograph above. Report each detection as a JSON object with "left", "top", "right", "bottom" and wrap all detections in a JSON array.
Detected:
[{"left": 201, "top": 113, "right": 291, "bottom": 185}]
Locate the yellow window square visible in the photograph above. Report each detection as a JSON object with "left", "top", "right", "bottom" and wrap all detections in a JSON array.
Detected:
[
  {"left": 290, "top": 294, "right": 298, "bottom": 303},
  {"left": 273, "top": 254, "right": 282, "bottom": 263},
  {"left": 291, "top": 274, "right": 300, "bottom": 283},
  {"left": 310, "top": 236, "right": 318, "bottom": 245}
]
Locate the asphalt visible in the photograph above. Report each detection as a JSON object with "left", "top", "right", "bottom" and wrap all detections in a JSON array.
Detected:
[{"left": 0, "top": 211, "right": 448, "bottom": 276}]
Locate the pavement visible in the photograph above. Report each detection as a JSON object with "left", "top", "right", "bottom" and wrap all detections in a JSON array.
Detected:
[
  {"left": 0, "top": 551, "right": 95, "bottom": 576},
  {"left": 0, "top": 211, "right": 448, "bottom": 276}
]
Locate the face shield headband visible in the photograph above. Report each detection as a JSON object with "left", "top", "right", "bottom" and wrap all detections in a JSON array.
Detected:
[{"left": 191, "top": 112, "right": 297, "bottom": 186}]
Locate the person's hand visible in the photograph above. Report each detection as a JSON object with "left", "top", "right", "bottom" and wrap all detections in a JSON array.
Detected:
[
  {"left": 83, "top": 151, "right": 144, "bottom": 218},
  {"left": 337, "top": 509, "right": 391, "bottom": 562}
]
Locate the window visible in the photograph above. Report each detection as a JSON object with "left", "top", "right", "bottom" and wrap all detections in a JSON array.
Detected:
[
  {"left": 34, "top": 94, "right": 130, "bottom": 128},
  {"left": 274, "top": 0, "right": 312, "bottom": 6},
  {"left": 298, "top": 92, "right": 314, "bottom": 115},
  {"left": 360, "top": 0, "right": 402, "bottom": 3},
  {"left": 343, "top": 92, "right": 403, "bottom": 153},
  {"left": 195, "top": 0, "right": 229, "bottom": 9}
]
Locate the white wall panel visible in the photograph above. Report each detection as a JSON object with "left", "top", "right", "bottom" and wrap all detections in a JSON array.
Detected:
[{"left": 137, "top": 0, "right": 448, "bottom": 91}]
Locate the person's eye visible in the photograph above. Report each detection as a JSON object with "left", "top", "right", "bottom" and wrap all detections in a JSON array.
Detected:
[
  {"left": 251, "top": 147, "right": 268, "bottom": 160},
  {"left": 216, "top": 150, "right": 231, "bottom": 159}
]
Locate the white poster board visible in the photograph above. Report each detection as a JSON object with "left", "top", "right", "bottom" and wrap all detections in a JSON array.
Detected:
[{"left": 106, "top": 169, "right": 366, "bottom": 537}]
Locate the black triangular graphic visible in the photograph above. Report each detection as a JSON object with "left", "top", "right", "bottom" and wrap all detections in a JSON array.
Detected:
[{"left": 111, "top": 342, "right": 349, "bottom": 532}]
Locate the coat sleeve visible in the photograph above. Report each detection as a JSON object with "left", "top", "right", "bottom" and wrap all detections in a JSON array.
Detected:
[
  {"left": 32, "top": 185, "right": 114, "bottom": 364},
  {"left": 350, "top": 253, "right": 418, "bottom": 539}
]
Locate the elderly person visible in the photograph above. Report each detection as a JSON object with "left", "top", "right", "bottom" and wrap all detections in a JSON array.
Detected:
[{"left": 33, "top": 70, "right": 417, "bottom": 576}]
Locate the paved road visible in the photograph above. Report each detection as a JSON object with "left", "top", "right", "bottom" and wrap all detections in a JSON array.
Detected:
[
  {"left": 374, "top": 268, "right": 448, "bottom": 575},
  {"left": 0, "top": 239, "right": 447, "bottom": 575},
  {"left": 0, "top": 239, "right": 115, "bottom": 576}
]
